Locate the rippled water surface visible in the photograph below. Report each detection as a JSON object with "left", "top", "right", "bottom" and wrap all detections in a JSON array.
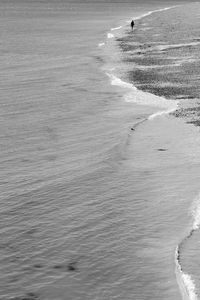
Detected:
[{"left": 1, "top": 1, "right": 200, "bottom": 300}]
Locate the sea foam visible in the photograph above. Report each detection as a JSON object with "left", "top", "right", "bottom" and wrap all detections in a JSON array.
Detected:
[{"left": 106, "top": 73, "right": 178, "bottom": 117}]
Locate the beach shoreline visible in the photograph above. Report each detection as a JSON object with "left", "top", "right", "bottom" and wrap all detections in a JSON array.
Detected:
[
  {"left": 102, "top": 3, "right": 200, "bottom": 300},
  {"left": 1, "top": 1, "right": 200, "bottom": 300}
]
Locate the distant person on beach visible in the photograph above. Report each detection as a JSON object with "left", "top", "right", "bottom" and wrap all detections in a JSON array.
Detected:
[{"left": 131, "top": 20, "right": 135, "bottom": 30}]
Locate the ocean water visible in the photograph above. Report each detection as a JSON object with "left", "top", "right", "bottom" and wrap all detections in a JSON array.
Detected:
[{"left": 1, "top": 1, "right": 200, "bottom": 300}]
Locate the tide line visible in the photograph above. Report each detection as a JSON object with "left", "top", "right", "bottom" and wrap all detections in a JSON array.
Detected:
[{"left": 132, "top": 5, "right": 179, "bottom": 22}]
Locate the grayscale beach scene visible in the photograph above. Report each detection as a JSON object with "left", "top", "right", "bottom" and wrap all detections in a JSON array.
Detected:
[{"left": 1, "top": 1, "right": 200, "bottom": 300}]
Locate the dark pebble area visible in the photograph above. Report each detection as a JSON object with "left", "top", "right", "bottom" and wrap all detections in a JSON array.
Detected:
[
  {"left": 173, "top": 105, "right": 200, "bottom": 126},
  {"left": 116, "top": 3, "right": 200, "bottom": 123}
]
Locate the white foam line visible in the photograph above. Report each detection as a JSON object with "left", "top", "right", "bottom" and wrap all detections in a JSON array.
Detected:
[
  {"left": 111, "top": 26, "right": 122, "bottom": 31},
  {"left": 148, "top": 107, "right": 177, "bottom": 120},
  {"left": 106, "top": 72, "right": 136, "bottom": 90},
  {"left": 106, "top": 73, "right": 179, "bottom": 119},
  {"left": 102, "top": 5, "right": 179, "bottom": 51},
  {"left": 126, "top": 5, "right": 179, "bottom": 23},
  {"left": 135, "top": 5, "right": 179, "bottom": 21}
]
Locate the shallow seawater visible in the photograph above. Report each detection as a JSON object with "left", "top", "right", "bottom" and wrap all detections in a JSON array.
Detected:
[{"left": 1, "top": 1, "right": 200, "bottom": 300}]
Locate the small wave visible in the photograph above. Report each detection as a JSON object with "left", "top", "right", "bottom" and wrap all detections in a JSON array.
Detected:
[
  {"left": 107, "top": 33, "right": 114, "bottom": 39},
  {"left": 111, "top": 26, "right": 122, "bottom": 31}
]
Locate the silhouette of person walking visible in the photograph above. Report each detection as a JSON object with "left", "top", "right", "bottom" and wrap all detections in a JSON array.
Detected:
[{"left": 131, "top": 20, "right": 135, "bottom": 30}]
